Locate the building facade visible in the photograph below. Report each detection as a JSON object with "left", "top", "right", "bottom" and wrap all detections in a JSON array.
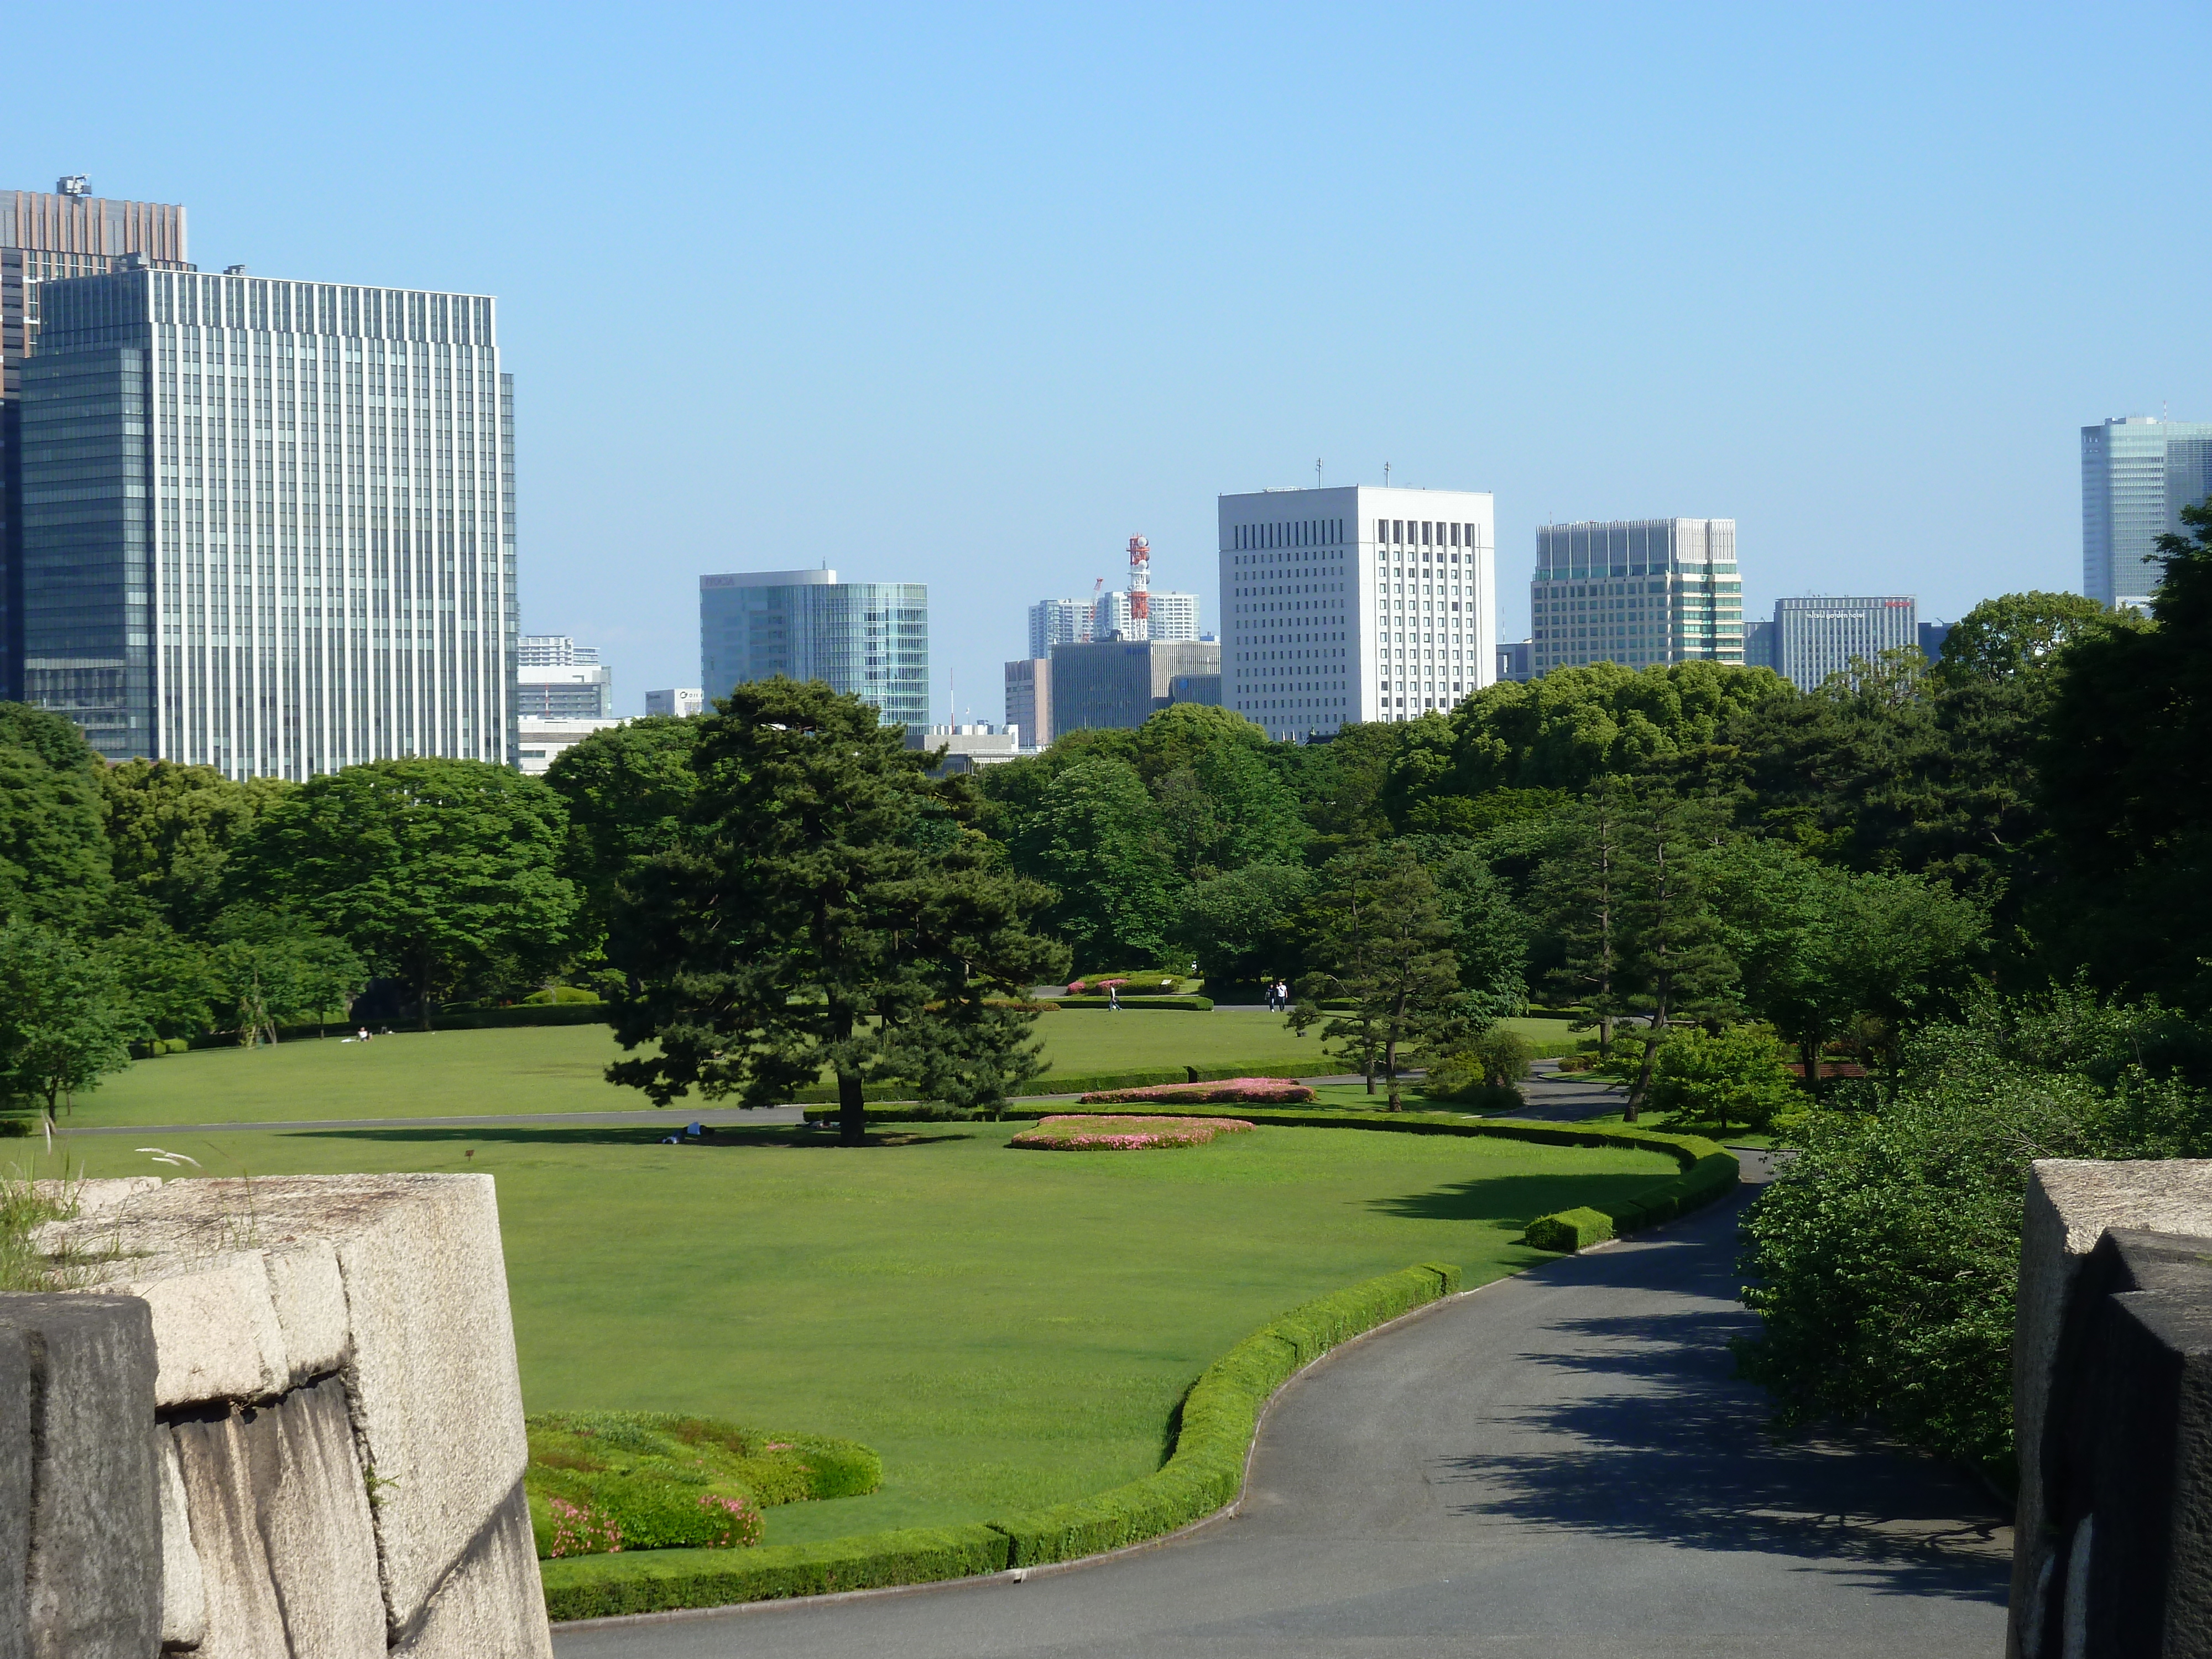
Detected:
[
  {"left": 1048, "top": 638, "right": 1219, "bottom": 739},
  {"left": 1218, "top": 485, "right": 1495, "bottom": 739},
  {"left": 2081, "top": 415, "right": 2212, "bottom": 610},
  {"left": 517, "top": 664, "right": 611, "bottom": 719},
  {"left": 1918, "top": 620, "right": 1950, "bottom": 666},
  {"left": 1530, "top": 520, "right": 1742, "bottom": 676},
  {"left": 1771, "top": 595, "right": 1917, "bottom": 691},
  {"left": 1028, "top": 597, "right": 1089, "bottom": 659},
  {"left": 2, "top": 181, "right": 191, "bottom": 701},
  {"left": 699, "top": 568, "right": 927, "bottom": 728},
  {"left": 20, "top": 265, "right": 517, "bottom": 774},
  {"left": 518, "top": 634, "right": 594, "bottom": 667},
  {"left": 1003, "top": 657, "right": 1049, "bottom": 749},
  {"left": 517, "top": 714, "right": 621, "bottom": 776},
  {"left": 1743, "top": 618, "right": 1775, "bottom": 670},
  {"left": 1496, "top": 640, "right": 1532, "bottom": 683},
  {"left": 645, "top": 687, "right": 705, "bottom": 718},
  {"left": 1092, "top": 588, "right": 1199, "bottom": 641}
]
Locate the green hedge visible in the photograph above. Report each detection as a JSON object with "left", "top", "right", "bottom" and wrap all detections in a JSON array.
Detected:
[
  {"left": 1524, "top": 1207, "right": 1614, "bottom": 1251},
  {"left": 990, "top": 1261, "right": 1459, "bottom": 1566},
  {"left": 434, "top": 1001, "right": 614, "bottom": 1031},
  {"left": 1050, "top": 995, "right": 1214, "bottom": 1011},
  {"left": 540, "top": 1524, "right": 1012, "bottom": 1621},
  {"left": 541, "top": 1261, "right": 1462, "bottom": 1618}
]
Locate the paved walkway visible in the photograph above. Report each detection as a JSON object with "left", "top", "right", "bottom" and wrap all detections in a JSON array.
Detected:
[{"left": 551, "top": 1171, "right": 2009, "bottom": 1658}]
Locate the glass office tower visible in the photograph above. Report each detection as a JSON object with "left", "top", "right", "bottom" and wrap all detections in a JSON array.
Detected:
[
  {"left": 699, "top": 569, "right": 928, "bottom": 728},
  {"left": 1530, "top": 519, "right": 1742, "bottom": 675},
  {"left": 2081, "top": 415, "right": 2212, "bottom": 610},
  {"left": 20, "top": 266, "right": 517, "bottom": 772}
]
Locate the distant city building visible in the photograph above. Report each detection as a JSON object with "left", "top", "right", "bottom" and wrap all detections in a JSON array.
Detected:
[
  {"left": 518, "top": 635, "right": 597, "bottom": 667},
  {"left": 517, "top": 662, "right": 612, "bottom": 720},
  {"left": 2, "top": 181, "right": 190, "bottom": 701},
  {"left": 645, "top": 687, "right": 706, "bottom": 718},
  {"left": 1093, "top": 588, "right": 1199, "bottom": 642},
  {"left": 1496, "top": 640, "right": 1532, "bottom": 684},
  {"left": 1029, "top": 598, "right": 1091, "bottom": 659},
  {"left": 19, "top": 263, "right": 517, "bottom": 773},
  {"left": 1771, "top": 596, "right": 1917, "bottom": 691},
  {"left": 1004, "top": 658, "right": 1050, "bottom": 748},
  {"left": 1220, "top": 486, "right": 1495, "bottom": 739},
  {"left": 1530, "top": 520, "right": 1741, "bottom": 676},
  {"left": 1048, "top": 638, "right": 1220, "bottom": 740},
  {"left": 517, "top": 716, "right": 622, "bottom": 776},
  {"left": 700, "top": 569, "right": 927, "bottom": 729},
  {"left": 1743, "top": 618, "right": 1776, "bottom": 671},
  {"left": 2082, "top": 415, "right": 2212, "bottom": 610},
  {"left": 1168, "top": 671, "right": 1221, "bottom": 707},
  {"left": 1918, "top": 621, "right": 1950, "bottom": 666},
  {"left": 906, "top": 724, "right": 1021, "bottom": 775}
]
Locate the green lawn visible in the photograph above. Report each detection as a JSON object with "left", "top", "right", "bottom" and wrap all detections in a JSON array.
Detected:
[
  {"left": 62, "top": 1014, "right": 1578, "bottom": 1129},
  {"left": 22, "top": 1109, "right": 1673, "bottom": 1542}
]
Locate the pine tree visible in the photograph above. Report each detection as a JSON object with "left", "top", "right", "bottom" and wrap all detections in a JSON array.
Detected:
[
  {"left": 606, "top": 679, "right": 1066, "bottom": 1145},
  {"left": 1533, "top": 776, "right": 1635, "bottom": 1056},
  {"left": 1617, "top": 789, "right": 1736, "bottom": 1120}
]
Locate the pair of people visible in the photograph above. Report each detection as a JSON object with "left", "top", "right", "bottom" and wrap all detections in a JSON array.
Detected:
[{"left": 1262, "top": 978, "right": 1291, "bottom": 1011}]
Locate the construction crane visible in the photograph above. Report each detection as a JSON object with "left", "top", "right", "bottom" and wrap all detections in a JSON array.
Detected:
[{"left": 1081, "top": 576, "right": 1105, "bottom": 642}]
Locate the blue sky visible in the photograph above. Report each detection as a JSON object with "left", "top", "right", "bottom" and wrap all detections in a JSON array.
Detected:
[{"left": 8, "top": 2, "right": 2206, "bottom": 719}]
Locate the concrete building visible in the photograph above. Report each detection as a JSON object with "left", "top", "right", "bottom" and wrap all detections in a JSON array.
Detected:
[
  {"left": 1772, "top": 595, "right": 1917, "bottom": 691},
  {"left": 1093, "top": 588, "right": 1199, "bottom": 642},
  {"left": 1029, "top": 598, "right": 1090, "bottom": 659},
  {"left": 1530, "top": 520, "right": 1741, "bottom": 677},
  {"left": 2083, "top": 415, "right": 2212, "bottom": 610},
  {"left": 1496, "top": 640, "right": 1532, "bottom": 683},
  {"left": 906, "top": 723, "right": 1021, "bottom": 775},
  {"left": 645, "top": 687, "right": 705, "bottom": 718},
  {"left": 513, "top": 636, "right": 609, "bottom": 718},
  {"left": 1743, "top": 618, "right": 1776, "bottom": 671},
  {"left": 700, "top": 568, "right": 927, "bottom": 729},
  {"left": 19, "top": 264, "right": 517, "bottom": 773},
  {"left": 1048, "top": 638, "right": 1219, "bottom": 739},
  {"left": 1918, "top": 620, "right": 1950, "bottom": 666},
  {"left": 1168, "top": 670, "right": 1221, "bottom": 707},
  {"left": 1004, "top": 658, "right": 1050, "bottom": 748},
  {"left": 2, "top": 180, "right": 191, "bottom": 702},
  {"left": 518, "top": 634, "right": 594, "bottom": 667},
  {"left": 517, "top": 714, "right": 622, "bottom": 776},
  {"left": 1219, "top": 485, "right": 1495, "bottom": 739}
]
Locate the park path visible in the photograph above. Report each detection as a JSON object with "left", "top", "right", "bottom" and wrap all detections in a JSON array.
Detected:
[{"left": 550, "top": 1168, "right": 2010, "bottom": 1659}]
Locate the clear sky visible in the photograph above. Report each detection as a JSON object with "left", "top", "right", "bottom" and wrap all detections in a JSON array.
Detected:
[{"left": 8, "top": 2, "right": 2206, "bottom": 720}]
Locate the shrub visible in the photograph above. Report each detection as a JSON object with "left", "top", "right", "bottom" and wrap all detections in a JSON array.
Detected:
[
  {"left": 1078, "top": 1078, "right": 1314, "bottom": 1105},
  {"left": 524, "top": 985, "right": 604, "bottom": 1005},
  {"left": 1552, "top": 1052, "right": 1598, "bottom": 1073},
  {"left": 1524, "top": 1207, "right": 1614, "bottom": 1252},
  {"left": 540, "top": 1525, "right": 1013, "bottom": 1620},
  {"left": 1052, "top": 994, "right": 1214, "bottom": 1011},
  {"left": 1010, "top": 1115, "right": 1256, "bottom": 1150},
  {"left": 1645, "top": 1025, "right": 1799, "bottom": 1136}
]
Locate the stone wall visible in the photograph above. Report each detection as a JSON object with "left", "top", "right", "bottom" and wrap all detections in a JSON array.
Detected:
[
  {"left": 7, "top": 1173, "right": 552, "bottom": 1658},
  {"left": 2008, "top": 1159, "right": 2212, "bottom": 1658}
]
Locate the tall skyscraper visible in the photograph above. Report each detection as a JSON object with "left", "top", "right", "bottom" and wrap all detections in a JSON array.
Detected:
[
  {"left": 20, "top": 265, "right": 517, "bottom": 773},
  {"left": 1048, "top": 638, "right": 1220, "bottom": 739},
  {"left": 1028, "top": 597, "right": 1090, "bottom": 659},
  {"left": 1093, "top": 588, "right": 1199, "bottom": 642},
  {"left": 1219, "top": 486, "right": 1495, "bottom": 739},
  {"left": 1530, "top": 520, "right": 1742, "bottom": 676},
  {"left": 2081, "top": 415, "right": 2212, "bottom": 610},
  {"left": 700, "top": 568, "right": 927, "bottom": 728},
  {"left": 1771, "top": 596, "right": 1916, "bottom": 691},
  {"left": 2, "top": 180, "right": 190, "bottom": 701}
]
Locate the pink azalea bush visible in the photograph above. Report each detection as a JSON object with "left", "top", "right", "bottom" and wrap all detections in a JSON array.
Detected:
[
  {"left": 546, "top": 1496, "right": 622, "bottom": 1557},
  {"left": 1010, "top": 1114, "right": 1258, "bottom": 1150},
  {"left": 695, "top": 1491, "right": 764, "bottom": 1548},
  {"left": 1078, "top": 1077, "right": 1315, "bottom": 1105}
]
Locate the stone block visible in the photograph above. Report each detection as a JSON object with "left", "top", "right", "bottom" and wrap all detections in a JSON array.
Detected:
[
  {"left": 157, "top": 1435, "right": 206, "bottom": 1653},
  {"left": 388, "top": 1483, "right": 554, "bottom": 1659},
  {"left": 0, "top": 1294, "right": 163, "bottom": 1659},
  {"left": 0, "top": 1316, "right": 30, "bottom": 1659},
  {"left": 168, "top": 1376, "right": 384, "bottom": 1658}
]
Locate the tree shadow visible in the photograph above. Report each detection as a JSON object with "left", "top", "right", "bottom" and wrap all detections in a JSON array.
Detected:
[
  {"left": 286, "top": 1124, "right": 970, "bottom": 1151},
  {"left": 1368, "top": 1170, "right": 1693, "bottom": 1225},
  {"left": 1425, "top": 1206, "right": 2011, "bottom": 1604}
]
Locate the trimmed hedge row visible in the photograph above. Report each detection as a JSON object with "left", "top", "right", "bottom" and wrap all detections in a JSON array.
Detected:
[
  {"left": 1049, "top": 995, "right": 1214, "bottom": 1011},
  {"left": 795, "top": 1064, "right": 1334, "bottom": 1115},
  {"left": 1524, "top": 1207, "right": 1614, "bottom": 1252},
  {"left": 539, "top": 1262, "right": 1462, "bottom": 1620}
]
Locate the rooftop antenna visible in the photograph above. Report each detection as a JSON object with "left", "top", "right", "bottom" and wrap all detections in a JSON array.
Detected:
[
  {"left": 1126, "top": 535, "right": 1152, "bottom": 641},
  {"left": 1384, "top": 461, "right": 1391, "bottom": 487},
  {"left": 1316, "top": 457, "right": 1323, "bottom": 489}
]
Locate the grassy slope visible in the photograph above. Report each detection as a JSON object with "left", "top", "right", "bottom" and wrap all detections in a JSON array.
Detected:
[
  {"left": 24, "top": 1113, "right": 1671, "bottom": 1541},
  {"left": 64, "top": 1014, "right": 1576, "bottom": 1129}
]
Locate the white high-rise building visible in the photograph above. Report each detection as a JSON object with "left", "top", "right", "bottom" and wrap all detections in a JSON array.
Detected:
[
  {"left": 1219, "top": 486, "right": 1495, "bottom": 739},
  {"left": 1771, "top": 596, "right": 1916, "bottom": 691},
  {"left": 1093, "top": 588, "right": 1199, "bottom": 642},
  {"left": 1027, "top": 598, "right": 1091, "bottom": 659},
  {"left": 1530, "top": 520, "right": 1742, "bottom": 676},
  {"left": 2082, "top": 415, "right": 2212, "bottom": 611}
]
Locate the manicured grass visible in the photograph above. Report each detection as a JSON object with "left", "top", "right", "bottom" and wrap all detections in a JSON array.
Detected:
[
  {"left": 63, "top": 1015, "right": 1578, "bottom": 1129},
  {"left": 20, "top": 1114, "right": 1674, "bottom": 1543}
]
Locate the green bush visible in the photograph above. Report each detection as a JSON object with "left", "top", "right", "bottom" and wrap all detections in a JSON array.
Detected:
[
  {"left": 1524, "top": 1207, "right": 1614, "bottom": 1251},
  {"left": 540, "top": 1525, "right": 1013, "bottom": 1620},
  {"left": 433, "top": 1002, "right": 612, "bottom": 1031},
  {"left": 523, "top": 985, "right": 604, "bottom": 1006},
  {"left": 1052, "top": 995, "right": 1214, "bottom": 1011},
  {"left": 1644, "top": 1025, "right": 1798, "bottom": 1136}
]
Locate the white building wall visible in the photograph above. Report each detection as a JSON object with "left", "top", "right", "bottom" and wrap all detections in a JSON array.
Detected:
[{"left": 1218, "top": 485, "right": 1494, "bottom": 739}]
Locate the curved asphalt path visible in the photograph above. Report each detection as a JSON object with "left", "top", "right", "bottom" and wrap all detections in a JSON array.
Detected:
[{"left": 552, "top": 1168, "right": 2010, "bottom": 1658}]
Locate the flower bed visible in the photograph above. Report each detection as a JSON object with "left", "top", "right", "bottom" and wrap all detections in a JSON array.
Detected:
[
  {"left": 1009, "top": 1114, "right": 1257, "bottom": 1150},
  {"left": 1077, "top": 1077, "right": 1316, "bottom": 1106}
]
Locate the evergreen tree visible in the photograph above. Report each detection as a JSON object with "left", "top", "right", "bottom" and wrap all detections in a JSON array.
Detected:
[
  {"left": 1616, "top": 789, "right": 1736, "bottom": 1119},
  {"left": 607, "top": 679, "right": 1065, "bottom": 1145},
  {"left": 1532, "top": 776, "right": 1636, "bottom": 1055}
]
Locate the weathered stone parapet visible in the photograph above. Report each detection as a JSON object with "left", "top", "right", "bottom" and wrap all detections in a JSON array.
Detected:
[
  {"left": 2010, "top": 1159, "right": 2212, "bottom": 1658},
  {"left": 29, "top": 1173, "right": 552, "bottom": 1658}
]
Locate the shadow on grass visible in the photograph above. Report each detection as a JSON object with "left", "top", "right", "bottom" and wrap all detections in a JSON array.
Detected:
[
  {"left": 1368, "top": 1170, "right": 1684, "bottom": 1226},
  {"left": 285, "top": 1124, "right": 971, "bottom": 1151}
]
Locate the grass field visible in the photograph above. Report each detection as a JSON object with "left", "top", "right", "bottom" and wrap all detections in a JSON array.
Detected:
[
  {"left": 60, "top": 1013, "right": 1577, "bottom": 1129},
  {"left": 20, "top": 1106, "right": 1673, "bottom": 1543}
]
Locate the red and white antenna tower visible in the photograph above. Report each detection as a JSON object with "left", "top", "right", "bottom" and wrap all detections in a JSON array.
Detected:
[{"left": 1126, "top": 535, "right": 1151, "bottom": 641}]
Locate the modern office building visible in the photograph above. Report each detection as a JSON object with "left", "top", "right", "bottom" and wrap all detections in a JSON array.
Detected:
[
  {"left": 1219, "top": 485, "right": 1495, "bottom": 739},
  {"left": 1004, "top": 658, "right": 1049, "bottom": 748},
  {"left": 19, "top": 264, "right": 517, "bottom": 773},
  {"left": 517, "top": 714, "right": 622, "bottom": 776},
  {"left": 699, "top": 568, "right": 927, "bottom": 728},
  {"left": 1918, "top": 620, "right": 1950, "bottom": 666},
  {"left": 1530, "top": 520, "right": 1742, "bottom": 676},
  {"left": 1168, "top": 670, "right": 1221, "bottom": 707},
  {"left": 514, "top": 635, "right": 609, "bottom": 718},
  {"left": 1029, "top": 597, "right": 1090, "bottom": 659},
  {"left": 1093, "top": 588, "right": 1199, "bottom": 642},
  {"left": 645, "top": 687, "right": 706, "bottom": 718},
  {"left": 1048, "top": 638, "right": 1219, "bottom": 739},
  {"left": 1496, "top": 640, "right": 1532, "bottom": 683},
  {"left": 906, "top": 724, "right": 1021, "bottom": 775},
  {"left": 1771, "top": 595, "right": 1917, "bottom": 691},
  {"left": 2, "top": 180, "right": 191, "bottom": 701},
  {"left": 1743, "top": 618, "right": 1776, "bottom": 671},
  {"left": 2082, "top": 415, "right": 2212, "bottom": 610},
  {"left": 518, "top": 634, "right": 596, "bottom": 667}
]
